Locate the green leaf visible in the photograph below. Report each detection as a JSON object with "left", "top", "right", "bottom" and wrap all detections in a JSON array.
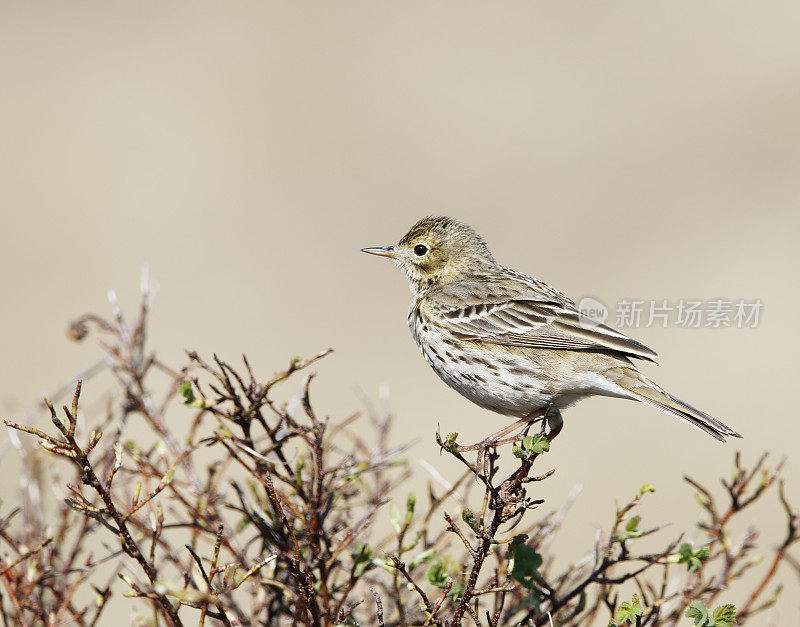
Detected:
[
  {"left": 179, "top": 380, "right": 195, "bottom": 404},
  {"left": 686, "top": 601, "right": 737, "bottom": 626},
  {"left": 445, "top": 432, "right": 459, "bottom": 453},
  {"left": 461, "top": 507, "right": 480, "bottom": 532},
  {"left": 685, "top": 601, "right": 709, "bottom": 625},
  {"left": 510, "top": 543, "right": 543, "bottom": 589},
  {"left": 178, "top": 380, "right": 205, "bottom": 407},
  {"left": 617, "top": 514, "right": 644, "bottom": 542},
  {"left": 405, "top": 493, "right": 416, "bottom": 525},
  {"left": 677, "top": 543, "right": 711, "bottom": 573},
  {"left": 425, "top": 557, "right": 451, "bottom": 588},
  {"left": 711, "top": 604, "right": 737, "bottom": 625},
  {"left": 639, "top": 483, "right": 655, "bottom": 496},
  {"left": 522, "top": 433, "right": 550, "bottom": 454},
  {"left": 614, "top": 594, "right": 643, "bottom": 624},
  {"left": 625, "top": 515, "right": 641, "bottom": 533}
]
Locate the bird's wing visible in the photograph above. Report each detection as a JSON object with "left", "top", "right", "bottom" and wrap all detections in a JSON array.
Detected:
[{"left": 430, "top": 284, "right": 658, "bottom": 362}]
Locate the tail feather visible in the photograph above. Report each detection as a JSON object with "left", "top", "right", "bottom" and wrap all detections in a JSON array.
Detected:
[
  {"left": 634, "top": 389, "right": 741, "bottom": 442},
  {"left": 612, "top": 369, "right": 742, "bottom": 442}
]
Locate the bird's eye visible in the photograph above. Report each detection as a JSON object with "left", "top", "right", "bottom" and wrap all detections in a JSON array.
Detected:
[{"left": 413, "top": 244, "right": 428, "bottom": 256}]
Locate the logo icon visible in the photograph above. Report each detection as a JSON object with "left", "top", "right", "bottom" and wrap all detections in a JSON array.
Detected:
[{"left": 577, "top": 296, "right": 609, "bottom": 328}]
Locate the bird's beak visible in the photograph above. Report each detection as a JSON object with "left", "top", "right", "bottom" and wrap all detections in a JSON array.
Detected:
[{"left": 360, "top": 246, "right": 399, "bottom": 259}]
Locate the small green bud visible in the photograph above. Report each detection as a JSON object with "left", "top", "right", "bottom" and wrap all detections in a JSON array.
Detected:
[
  {"left": 405, "top": 493, "right": 416, "bottom": 525},
  {"left": 445, "top": 432, "right": 459, "bottom": 453},
  {"left": 461, "top": 507, "right": 480, "bottom": 532}
]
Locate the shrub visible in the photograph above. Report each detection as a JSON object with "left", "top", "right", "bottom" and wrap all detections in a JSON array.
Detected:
[{"left": 2, "top": 281, "right": 797, "bottom": 625}]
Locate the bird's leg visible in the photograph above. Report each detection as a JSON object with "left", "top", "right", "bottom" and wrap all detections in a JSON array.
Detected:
[
  {"left": 543, "top": 406, "right": 563, "bottom": 441},
  {"left": 455, "top": 415, "right": 542, "bottom": 453},
  {"left": 456, "top": 408, "right": 548, "bottom": 476}
]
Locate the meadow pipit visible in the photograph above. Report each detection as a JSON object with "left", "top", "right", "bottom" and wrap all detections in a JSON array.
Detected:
[{"left": 362, "top": 217, "right": 740, "bottom": 453}]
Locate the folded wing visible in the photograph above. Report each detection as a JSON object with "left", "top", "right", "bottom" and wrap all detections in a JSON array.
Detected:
[{"left": 435, "top": 297, "right": 658, "bottom": 362}]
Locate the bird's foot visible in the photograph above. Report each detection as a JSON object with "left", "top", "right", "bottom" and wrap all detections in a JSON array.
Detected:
[{"left": 456, "top": 409, "right": 548, "bottom": 478}]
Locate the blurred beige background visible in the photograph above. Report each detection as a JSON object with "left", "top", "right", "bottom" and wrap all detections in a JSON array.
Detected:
[{"left": 2, "top": 1, "right": 799, "bottom": 623}]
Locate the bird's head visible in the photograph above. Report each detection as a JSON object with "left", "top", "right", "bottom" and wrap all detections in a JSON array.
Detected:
[{"left": 361, "top": 217, "right": 497, "bottom": 291}]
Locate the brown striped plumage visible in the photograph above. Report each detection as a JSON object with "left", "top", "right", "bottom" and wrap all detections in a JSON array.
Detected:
[{"left": 362, "top": 217, "right": 741, "bottom": 442}]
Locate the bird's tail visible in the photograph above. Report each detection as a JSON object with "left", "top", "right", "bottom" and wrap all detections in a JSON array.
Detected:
[{"left": 611, "top": 369, "right": 741, "bottom": 442}]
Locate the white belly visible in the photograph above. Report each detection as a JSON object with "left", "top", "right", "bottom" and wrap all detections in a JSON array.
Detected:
[{"left": 414, "top": 323, "right": 553, "bottom": 417}]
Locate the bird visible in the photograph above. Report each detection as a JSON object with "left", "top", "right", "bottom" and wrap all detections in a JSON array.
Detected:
[{"left": 361, "top": 216, "right": 741, "bottom": 452}]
